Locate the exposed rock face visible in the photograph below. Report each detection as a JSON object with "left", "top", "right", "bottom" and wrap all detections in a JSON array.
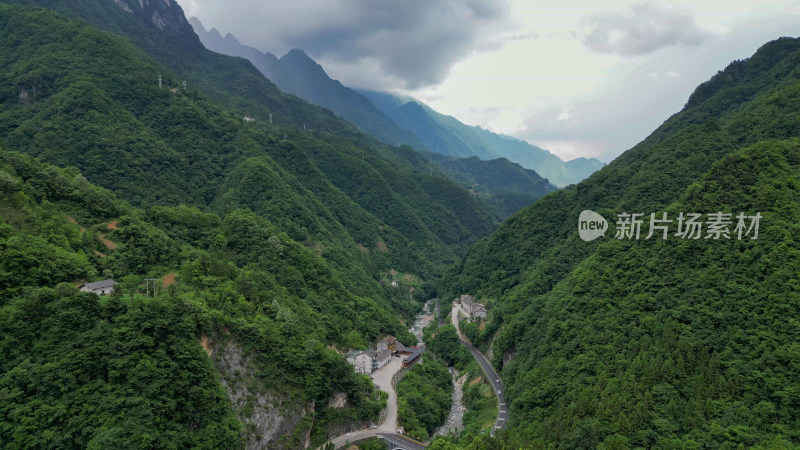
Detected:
[
  {"left": 208, "top": 336, "right": 313, "bottom": 449},
  {"left": 327, "top": 392, "right": 348, "bottom": 409},
  {"left": 503, "top": 350, "right": 516, "bottom": 367},
  {"left": 112, "top": 0, "right": 197, "bottom": 43}
]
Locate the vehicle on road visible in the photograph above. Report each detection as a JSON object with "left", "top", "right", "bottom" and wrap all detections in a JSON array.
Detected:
[
  {"left": 497, "top": 390, "right": 502, "bottom": 395},
  {"left": 345, "top": 432, "right": 352, "bottom": 437},
  {"left": 369, "top": 425, "right": 377, "bottom": 429}
]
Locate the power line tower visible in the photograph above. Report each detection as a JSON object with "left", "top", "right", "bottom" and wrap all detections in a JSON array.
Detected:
[
  {"left": 144, "top": 279, "right": 159, "bottom": 297},
  {"left": 182, "top": 80, "right": 187, "bottom": 91},
  {"left": 269, "top": 114, "right": 273, "bottom": 124},
  {"left": 158, "top": 75, "right": 162, "bottom": 89}
]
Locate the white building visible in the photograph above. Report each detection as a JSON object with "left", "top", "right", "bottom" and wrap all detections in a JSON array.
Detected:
[
  {"left": 79, "top": 279, "right": 116, "bottom": 296},
  {"left": 373, "top": 349, "right": 391, "bottom": 371},
  {"left": 347, "top": 346, "right": 393, "bottom": 374},
  {"left": 461, "top": 295, "right": 487, "bottom": 320},
  {"left": 347, "top": 350, "right": 374, "bottom": 374}
]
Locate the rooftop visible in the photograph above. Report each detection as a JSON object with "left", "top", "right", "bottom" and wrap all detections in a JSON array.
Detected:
[{"left": 82, "top": 279, "right": 116, "bottom": 290}]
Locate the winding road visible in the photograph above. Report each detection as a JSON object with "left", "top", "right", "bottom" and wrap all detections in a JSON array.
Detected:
[
  {"left": 451, "top": 302, "right": 508, "bottom": 435},
  {"left": 320, "top": 355, "right": 405, "bottom": 448}
]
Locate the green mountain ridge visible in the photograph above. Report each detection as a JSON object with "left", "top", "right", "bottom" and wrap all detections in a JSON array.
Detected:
[
  {"left": 358, "top": 89, "right": 605, "bottom": 187},
  {"left": 0, "top": 3, "right": 498, "bottom": 447},
  {"left": 438, "top": 36, "right": 800, "bottom": 448},
  {"left": 423, "top": 153, "right": 557, "bottom": 219},
  {"left": 0, "top": 1, "right": 497, "bottom": 292},
  {"left": 187, "top": 18, "right": 602, "bottom": 189}
]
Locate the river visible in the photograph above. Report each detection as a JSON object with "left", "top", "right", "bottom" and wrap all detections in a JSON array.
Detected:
[
  {"left": 434, "top": 368, "right": 467, "bottom": 436},
  {"left": 410, "top": 299, "right": 434, "bottom": 345},
  {"left": 413, "top": 298, "right": 467, "bottom": 437}
]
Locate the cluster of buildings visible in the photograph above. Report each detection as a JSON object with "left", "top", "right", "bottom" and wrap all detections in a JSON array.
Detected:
[
  {"left": 346, "top": 335, "right": 423, "bottom": 374},
  {"left": 347, "top": 348, "right": 391, "bottom": 374},
  {"left": 458, "top": 294, "right": 487, "bottom": 321}
]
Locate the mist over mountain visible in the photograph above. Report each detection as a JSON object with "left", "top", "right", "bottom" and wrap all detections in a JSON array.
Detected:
[
  {"left": 189, "top": 17, "right": 428, "bottom": 150},
  {"left": 189, "top": 17, "right": 603, "bottom": 188}
]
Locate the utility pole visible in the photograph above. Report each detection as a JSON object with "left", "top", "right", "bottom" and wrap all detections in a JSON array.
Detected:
[{"left": 144, "top": 279, "right": 159, "bottom": 297}]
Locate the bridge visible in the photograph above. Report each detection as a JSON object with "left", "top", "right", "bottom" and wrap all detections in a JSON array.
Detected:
[
  {"left": 380, "top": 433, "right": 427, "bottom": 449},
  {"left": 321, "top": 432, "right": 427, "bottom": 449}
]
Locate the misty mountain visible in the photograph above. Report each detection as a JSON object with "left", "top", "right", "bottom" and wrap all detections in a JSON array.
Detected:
[
  {"left": 189, "top": 17, "right": 427, "bottom": 149},
  {"left": 359, "top": 89, "right": 605, "bottom": 187},
  {"left": 188, "top": 18, "right": 602, "bottom": 188}
]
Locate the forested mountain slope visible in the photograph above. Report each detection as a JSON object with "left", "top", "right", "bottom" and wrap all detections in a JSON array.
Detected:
[
  {"left": 4, "top": 0, "right": 356, "bottom": 133},
  {"left": 0, "top": 148, "right": 412, "bottom": 447},
  {"left": 0, "top": 3, "right": 497, "bottom": 306},
  {"left": 439, "top": 37, "right": 800, "bottom": 448},
  {"left": 424, "top": 153, "right": 556, "bottom": 218},
  {"left": 0, "top": 4, "right": 497, "bottom": 447}
]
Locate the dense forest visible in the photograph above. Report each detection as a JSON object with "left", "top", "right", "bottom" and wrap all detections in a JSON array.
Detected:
[
  {"left": 0, "top": 3, "right": 498, "bottom": 312},
  {"left": 0, "top": 147, "right": 411, "bottom": 447},
  {"left": 0, "top": 2, "right": 499, "bottom": 447},
  {"left": 3, "top": 0, "right": 800, "bottom": 448},
  {"left": 424, "top": 153, "right": 556, "bottom": 218},
  {"left": 396, "top": 359, "right": 452, "bottom": 442},
  {"left": 442, "top": 37, "right": 800, "bottom": 448}
]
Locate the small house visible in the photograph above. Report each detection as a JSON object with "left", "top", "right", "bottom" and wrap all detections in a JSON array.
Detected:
[
  {"left": 402, "top": 347, "right": 422, "bottom": 369},
  {"left": 79, "top": 279, "right": 116, "bottom": 296},
  {"left": 377, "top": 335, "right": 397, "bottom": 352},
  {"left": 373, "top": 349, "right": 391, "bottom": 371}
]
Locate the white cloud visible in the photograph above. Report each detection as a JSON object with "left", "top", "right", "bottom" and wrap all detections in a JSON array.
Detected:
[
  {"left": 188, "top": 0, "right": 800, "bottom": 161},
  {"left": 187, "top": 0, "right": 510, "bottom": 90},
  {"left": 583, "top": 3, "right": 713, "bottom": 56}
]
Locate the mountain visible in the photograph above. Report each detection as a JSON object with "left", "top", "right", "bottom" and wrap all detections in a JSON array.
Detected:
[
  {"left": 424, "top": 153, "right": 557, "bottom": 218},
  {"left": 0, "top": 146, "right": 404, "bottom": 448},
  {"left": 189, "top": 17, "right": 428, "bottom": 150},
  {"left": 8, "top": 0, "right": 361, "bottom": 135},
  {"left": 358, "top": 89, "right": 605, "bottom": 187},
  {"left": 186, "top": 19, "right": 602, "bottom": 188},
  {"left": 0, "top": 2, "right": 499, "bottom": 447},
  {"left": 0, "top": 0, "right": 497, "bottom": 280},
  {"left": 440, "top": 36, "right": 800, "bottom": 448}
]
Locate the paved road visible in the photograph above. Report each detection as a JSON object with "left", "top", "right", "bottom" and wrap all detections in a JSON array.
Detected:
[
  {"left": 451, "top": 304, "right": 468, "bottom": 342},
  {"left": 321, "top": 355, "right": 407, "bottom": 449},
  {"left": 451, "top": 302, "right": 508, "bottom": 435}
]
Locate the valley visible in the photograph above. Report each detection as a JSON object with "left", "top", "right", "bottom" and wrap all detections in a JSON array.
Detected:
[{"left": 1, "top": 1, "right": 799, "bottom": 449}]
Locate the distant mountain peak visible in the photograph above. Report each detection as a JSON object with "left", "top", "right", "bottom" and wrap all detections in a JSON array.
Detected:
[
  {"left": 280, "top": 49, "right": 323, "bottom": 71},
  {"left": 284, "top": 48, "right": 311, "bottom": 58}
]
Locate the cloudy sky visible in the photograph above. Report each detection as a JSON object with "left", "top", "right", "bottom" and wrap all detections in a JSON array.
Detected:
[{"left": 183, "top": 1, "right": 800, "bottom": 162}]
